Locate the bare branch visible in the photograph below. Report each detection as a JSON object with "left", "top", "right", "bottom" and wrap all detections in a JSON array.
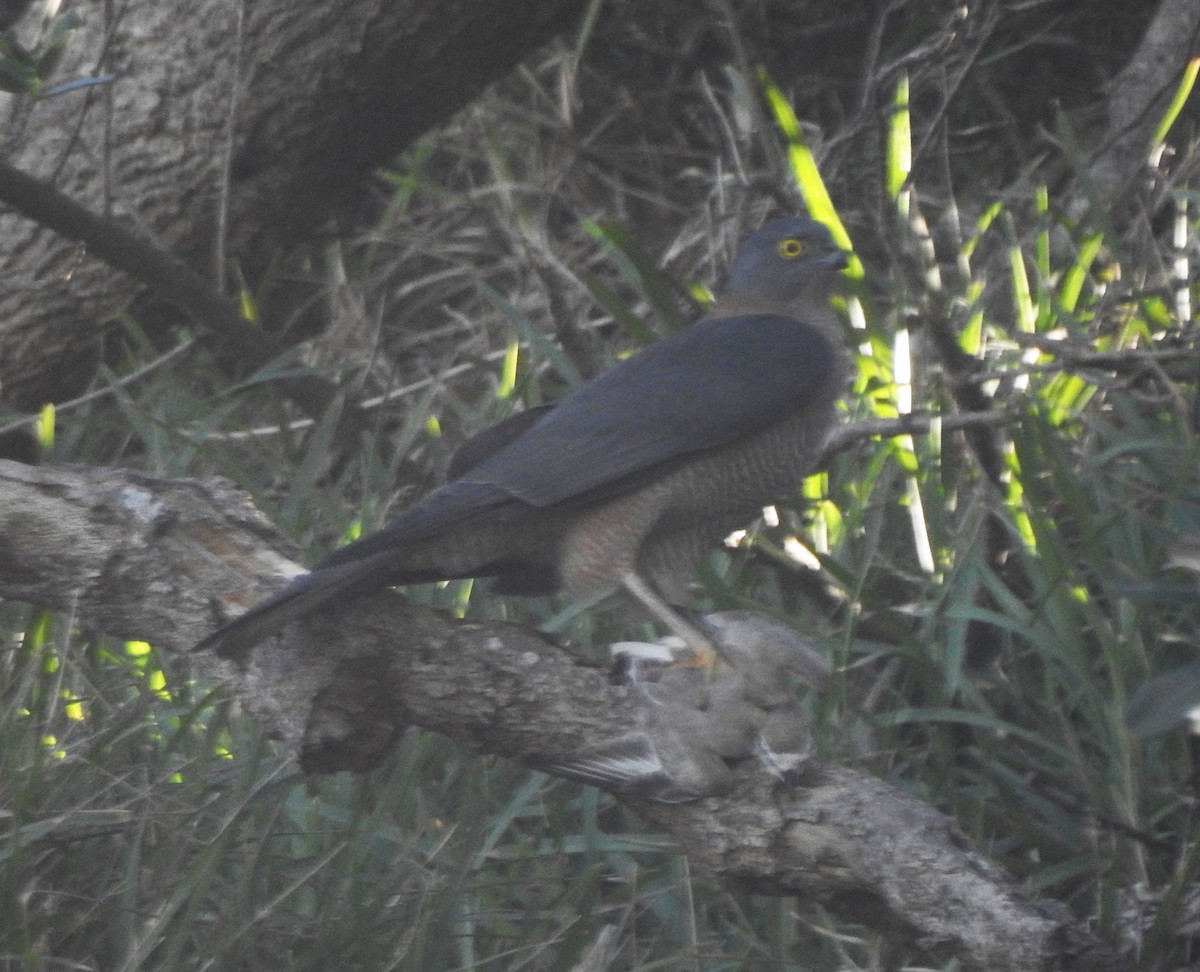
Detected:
[{"left": 0, "top": 160, "right": 359, "bottom": 428}]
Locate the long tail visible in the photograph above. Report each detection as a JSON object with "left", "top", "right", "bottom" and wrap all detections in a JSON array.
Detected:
[
  {"left": 193, "top": 484, "right": 525, "bottom": 659},
  {"left": 192, "top": 550, "right": 404, "bottom": 660}
]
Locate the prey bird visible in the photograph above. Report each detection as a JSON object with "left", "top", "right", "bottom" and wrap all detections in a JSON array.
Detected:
[{"left": 535, "top": 612, "right": 831, "bottom": 802}]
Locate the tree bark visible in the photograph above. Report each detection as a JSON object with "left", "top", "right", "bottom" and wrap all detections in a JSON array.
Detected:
[
  {"left": 1085, "top": 0, "right": 1200, "bottom": 207},
  {"left": 0, "top": 0, "right": 586, "bottom": 407},
  {"left": 0, "top": 457, "right": 1126, "bottom": 972}
]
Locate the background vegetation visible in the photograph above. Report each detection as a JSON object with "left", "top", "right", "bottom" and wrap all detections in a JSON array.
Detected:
[{"left": 2, "top": 1, "right": 1200, "bottom": 969}]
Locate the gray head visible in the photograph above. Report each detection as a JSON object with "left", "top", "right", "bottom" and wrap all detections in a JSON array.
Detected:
[
  {"left": 723, "top": 217, "right": 849, "bottom": 306},
  {"left": 703, "top": 611, "right": 831, "bottom": 691}
]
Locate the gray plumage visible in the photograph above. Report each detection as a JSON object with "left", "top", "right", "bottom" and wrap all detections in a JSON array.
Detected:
[
  {"left": 194, "top": 219, "right": 849, "bottom": 659},
  {"left": 536, "top": 612, "right": 829, "bottom": 802}
]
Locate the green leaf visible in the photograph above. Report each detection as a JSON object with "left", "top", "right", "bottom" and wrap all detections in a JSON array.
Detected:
[
  {"left": 1153, "top": 56, "right": 1200, "bottom": 147},
  {"left": 886, "top": 73, "right": 912, "bottom": 202},
  {"left": 581, "top": 218, "right": 683, "bottom": 334},
  {"left": 1126, "top": 658, "right": 1200, "bottom": 737}
]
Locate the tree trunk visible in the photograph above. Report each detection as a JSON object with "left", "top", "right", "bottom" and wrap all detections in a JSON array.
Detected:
[{"left": 0, "top": 0, "right": 586, "bottom": 407}]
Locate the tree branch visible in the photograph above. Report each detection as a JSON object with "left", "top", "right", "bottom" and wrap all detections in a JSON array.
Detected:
[
  {"left": 0, "top": 456, "right": 1124, "bottom": 971},
  {"left": 0, "top": 159, "right": 367, "bottom": 431},
  {"left": 0, "top": 160, "right": 271, "bottom": 363}
]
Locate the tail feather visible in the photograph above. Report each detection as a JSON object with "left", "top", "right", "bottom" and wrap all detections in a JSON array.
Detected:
[
  {"left": 193, "top": 486, "right": 542, "bottom": 659},
  {"left": 193, "top": 551, "right": 404, "bottom": 659}
]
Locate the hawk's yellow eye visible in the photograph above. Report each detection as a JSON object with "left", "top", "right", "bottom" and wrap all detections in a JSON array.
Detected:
[{"left": 777, "top": 238, "right": 806, "bottom": 259}]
